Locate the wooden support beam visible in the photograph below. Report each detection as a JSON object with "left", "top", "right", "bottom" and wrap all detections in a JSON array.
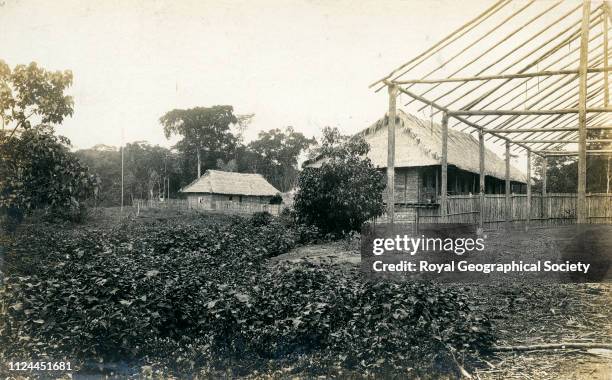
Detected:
[
  {"left": 577, "top": 0, "right": 591, "bottom": 224},
  {"left": 542, "top": 156, "right": 547, "bottom": 221},
  {"left": 369, "top": 0, "right": 507, "bottom": 88},
  {"left": 484, "top": 125, "right": 612, "bottom": 133},
  {"left": 526, "top": 150, "right": 532, "bottom": 230},
  {"left": 604, "top": 2, "right": 610, "bottom": 107},
  {"left": 542, "top": 156, "right": 548, "bottom": 196},
  {"left": 391, "top": 83, "right": 542, "bottom": 156},
  {"left": 449, "top": 107, "right": 612, "bottom": 116},
  {"left": 392, "top": 67, "right": 612, "bottom": 85},
  {"left": 505, "top": 141, "right": 511, "bottom": 228},
  {"left": 536, "top": 150, "right": 612, "bottom": 155},
  {"left": 387, "top": 84, "right": 398, "bottom": 224},
  {"left": 512, "top": 139, "right": 612, "bottom": 144},
  {"left": 479, "top": 131, "right": 485, "bottom": 231},
  {"left": 511, "top": 139, "right": 577, "bottom": 144},
  {"left": 441, "top": 112, "right": 449, "bottom": 220}
]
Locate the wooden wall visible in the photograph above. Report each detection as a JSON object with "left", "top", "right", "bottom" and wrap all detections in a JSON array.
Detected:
[{"left": 374, "top": 193, "right": 612, "bottom": 230}]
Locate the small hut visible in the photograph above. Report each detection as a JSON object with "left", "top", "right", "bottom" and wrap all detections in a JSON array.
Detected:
[
  {"left": 180, "top": 170, "right": 281, "bottom": 214},
  {"left": 306, "top": 110, "right": 528, "bottom": 206}
]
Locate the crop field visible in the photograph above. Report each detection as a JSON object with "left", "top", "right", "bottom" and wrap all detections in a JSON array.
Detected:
[{"left": 0, "top": 211, "right": 610, "bottom": 379}]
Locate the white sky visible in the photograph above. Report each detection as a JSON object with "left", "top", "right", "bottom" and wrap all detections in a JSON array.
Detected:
[{"left": 0, "top": 0, "right": 495, "bottom": 149}]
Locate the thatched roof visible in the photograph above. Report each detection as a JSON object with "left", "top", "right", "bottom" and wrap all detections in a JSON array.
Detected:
[
  {"left": 307, "top": 111, "right": 528, "bottom": 183},
  {"left": 180, "top": 170, "right": 280, "bottom": 196}
]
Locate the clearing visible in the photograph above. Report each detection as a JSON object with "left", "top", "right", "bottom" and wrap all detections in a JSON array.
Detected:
[{"left": 272, "top": 225, "right": 612, "bottom": 380}]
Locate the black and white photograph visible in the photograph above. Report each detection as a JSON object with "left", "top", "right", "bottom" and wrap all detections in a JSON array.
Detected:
[{"left": 1, "top": 0, "right": 611, "bottom": 378}]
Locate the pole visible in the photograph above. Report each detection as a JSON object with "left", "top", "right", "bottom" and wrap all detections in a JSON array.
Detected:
[
  {"left": 387, "top": 84, "right": 398, "bottom": 224},
  {"left": 604, "top": 2, "right": 609, "bottom": 107},
  {"left": 479, "top": 130, "right": 485, "bottom": 231},
  {"left": 441, "top": 113, "right": 449, "bottom": 221},
  {"left": 577, "top": 0, "right": 592, "bottom": 223},
  {"left": 542, "top": 156, "right": 547, "bottom": 222},
  {"left": 526, "top": 150, "right": 532, "bottom": 230},
  {"left": 121, "top": 145, "right": 124, "bottom": 214},
  {"left": 505, "top": 141, "right": 511, "bottom": 229}
]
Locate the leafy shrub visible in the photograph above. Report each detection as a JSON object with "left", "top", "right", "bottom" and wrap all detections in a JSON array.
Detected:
[
  {"left": 0, "top": 126, "right": 98, "bottom": 228},
  {"left": 250, "top": 211, "right": 273, "bottom": 226},
  {"left": 0, "top": 215, "right": 494, "bottom": 377},
  {"left": 295, "top": 131, "right": 385, "bottom": 235}
]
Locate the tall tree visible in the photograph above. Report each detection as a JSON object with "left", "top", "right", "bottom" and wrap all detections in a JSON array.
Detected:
[
  {"left": 0, "top": 61, "right": 91, "bottom": 227},
  {"left": 0, "top": 60, "right": 73, "bottom": 137},
  {"left": 247, "top": 127, "right": 316, "bottom": 191},
  {"left": 160, "top": 106, "right": 239, "bottom": 178}
]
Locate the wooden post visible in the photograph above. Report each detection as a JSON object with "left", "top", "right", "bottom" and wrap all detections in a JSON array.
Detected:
[
  {"left": 505, "top": 141, "right": 511, "bottom": 228},
  {"left": 479, "top": 130, "right": 485, "bottom": 231},
  {"left": 387, "top": 84, "right": 398, "bottom": 224},
  {"left": 577, "top": 0, "right": 591, "bottom": 224},
  {"left": 526, "top": 150, "right": 532, "bottom": 230},
  {"left": 604, "top": 2, "right": 609, "bottom": 108},
  {"left": 440, "top": 112, "right": 449, "bottom": 221},
  {"left": 542, "top": 156, "right": 547, "bottom": 223}
]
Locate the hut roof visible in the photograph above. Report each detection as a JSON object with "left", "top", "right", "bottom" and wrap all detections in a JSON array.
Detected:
[
  {"left": 307, "top": 111, "right": 528, "bottom": 183},
  {"left": 180, "top": 170, "right": 280, "bottom": 196}
]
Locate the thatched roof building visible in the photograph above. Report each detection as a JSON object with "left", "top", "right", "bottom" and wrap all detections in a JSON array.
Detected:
[
  {"left": 306, "top": 111, "right": 528, "bottom": 205},
  {"left": 180, "top": 170, "right": 281, "bottom": 213},
  {"left": 359, "top": 110, "right": 527, "bottom": 183},
  {"left": 180, "top": 170, "right": 279, "bottom": 196}
]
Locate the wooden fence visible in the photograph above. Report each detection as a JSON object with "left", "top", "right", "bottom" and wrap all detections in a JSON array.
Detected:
[
  {"left": 374, "top": 193, "right": 612, "bottom": 230},
  {"left": 134, "top": 199, "right": 282, "bottom": 216}
]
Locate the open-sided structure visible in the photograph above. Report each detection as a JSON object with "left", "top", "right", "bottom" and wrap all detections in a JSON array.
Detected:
[{"left": 371, "top": 0, "right": 612, "bottom": 228}]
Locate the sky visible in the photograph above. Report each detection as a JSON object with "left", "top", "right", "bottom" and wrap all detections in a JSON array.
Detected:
[{"left": 0, "top": 0, "right": 498, "bottom": 149}]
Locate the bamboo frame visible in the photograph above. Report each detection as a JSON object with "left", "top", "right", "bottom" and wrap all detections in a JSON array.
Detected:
[
  {"left": 394, "top": 67, "right": 611, "bottom": 85},
  {"left": 441, "top": 113, "right": 449, "bottom": 220},
  {"left": 387, "top": 85, "right": 398, "bottom": 224},
  {"left": 536, "top": 150, "right": 612, "bottom": 155},
  {"left": 577, "top": 0, "right": 591, "bottom": 224},
  {"left": 376, "top": 0, "right": 611, "bottom": 225},
  {"left": 449, "top": 107, "right": 611, "bottom": 116},
  {"left": 485, "top": 125, "right": 612, "bottom": 133}
]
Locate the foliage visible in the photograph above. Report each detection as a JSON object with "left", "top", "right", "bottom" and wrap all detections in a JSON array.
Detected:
[
  {"left": 294, "top": 127, "right": 386, "bottom": 235},
  {"left": 269, "top": 193, "right": 283, "bottom": 204},
  {"left": 0, "top": 126, "right": 97, "bottom": 226},
  {"left": 532, "top": 128, "right": 612, "bottom": 193},
  {"left": 76, "top": 143, "right": 213, "bottom": 206},
  {"left": 0, "top": 60, "right": 73, "bottom": 138},
  {"left": 1, "top": 215, "right": 494, "bottom": 377},
  {"left": 160, "top": 106, "right": 240, "bottom": 177},
  {"left": 247, "top": 127, "right": 316, "bottom": 191}
]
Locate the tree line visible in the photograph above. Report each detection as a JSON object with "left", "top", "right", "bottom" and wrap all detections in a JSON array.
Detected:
[
  {"left": 1, "top": 60, "right": 610, "bottom": 227},
  {"left": 76, "top": 106, "right": 316, "bottom": 207}
]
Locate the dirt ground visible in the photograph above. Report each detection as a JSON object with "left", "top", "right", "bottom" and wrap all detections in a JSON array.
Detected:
[{"left": 271, "top": 226, "right": 612, "bottom": 380}]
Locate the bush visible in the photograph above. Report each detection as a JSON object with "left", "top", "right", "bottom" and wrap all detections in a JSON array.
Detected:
[
  {"left": 0, "top": 216, "right": 494, "bottom": 377},
  {"left": 250, "top": 211, "right": 273, "bottom": 226},
  {"left": 295, "top": 133, "right": 385, "bottom": 235},
  {"left": 0, "top": 126, "right": 98, "bottom": 228}
]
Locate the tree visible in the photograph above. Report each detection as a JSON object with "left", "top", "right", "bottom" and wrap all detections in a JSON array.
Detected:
[
  {"left": 0, "top": 60, "right": 73, "bottom": 137},
  {"left": 0, "top": 61, "right": 91, "bottom": 227},
  {"left": 247, "top": 127, "right": 316, "bottom": 191},
  {"left": 0, "top": 126, "right": 97, "bottom": 226},
  {"left": 294, "top": 127, "right": 385, "bottom": 235},
  {"left": 160, "top": 106, "right": 239, "bottom": 178}
]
